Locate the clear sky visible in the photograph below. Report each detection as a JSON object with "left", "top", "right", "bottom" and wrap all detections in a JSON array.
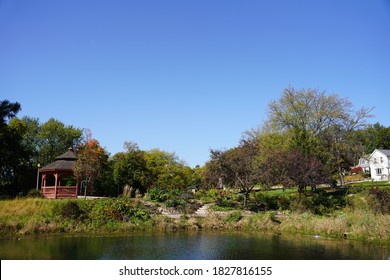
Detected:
[{"left": 1, "top": 0, "right": 389, "bottom": 167}]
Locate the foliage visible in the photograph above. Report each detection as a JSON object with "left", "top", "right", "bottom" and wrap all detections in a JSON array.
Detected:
[
  {"left": 75, "top": 198, "right": 151, "bottom": 225},
  {"left": 224, "top": 211, "right": 242, "bottom": 223},
  {"left": 350, "top": 166, "right": 363, "bottom": 174},
  {"left": 144, "top": 148, "right": 192, "bottom": 190},
  {"left": 0, "top": 101, "right": 32, "bottom": 196},
  {"left": 74, "top": 130, "right": 109, "bottom": 195},
  {"left": 26, "top": 189, "right": 43, "bottom": 198},
  {"left": 37, "top": 118, "right": 82, "bottom": 166},
  {"left": 147, "top": 187, "right": 170, "bottom": 202},
  {"left": 368, "top": 187, "right": 390, "bottom": 214},
  {"left": 250, "top": 192, "right": 282, "bottom": 212},
  {"left": 266, "top": 87, "right": 373, "bottom": 185},
  {"left": 194, "top": 188, "right": 221, "bottom": 203},
  {"left": 112, "top": 145, "right": 149, "bottom": 197},
  {"left": 353, "top": 122, "right": 390, "bottom": 153},
  {"left": 203, "top": 138, "right": 260, "bottom": 206},
  {"left": 215, "top": 196, "right": 238, "bottom": 210},
  {"left": 258, "top": 148, "right": 331, "bottom": 193}
]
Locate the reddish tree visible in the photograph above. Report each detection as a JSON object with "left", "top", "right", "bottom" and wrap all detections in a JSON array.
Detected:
[{"left": 74, "top": 130, "right": 109, "bottom": 195}]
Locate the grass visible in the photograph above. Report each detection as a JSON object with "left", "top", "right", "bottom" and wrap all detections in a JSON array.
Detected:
[
  {"left": 348, "top": 180, "right": 390, "bottom": 188},
  {"left": 260, "top": 187, "right": 297, "bottom": 197}
]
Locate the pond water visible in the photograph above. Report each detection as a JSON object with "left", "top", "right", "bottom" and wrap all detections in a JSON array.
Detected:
[{"left": 1, "top": 231, "right": 389, "bottom": 260}]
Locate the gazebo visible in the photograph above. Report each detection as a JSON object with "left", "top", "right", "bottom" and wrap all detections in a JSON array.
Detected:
[{"left": 39, "top": 148, "right": 79, "bottom": 199}]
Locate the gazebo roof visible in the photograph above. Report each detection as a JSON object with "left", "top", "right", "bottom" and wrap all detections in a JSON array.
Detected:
[{"left": 40, "top": 148, "right": 77, "bottom": 172}]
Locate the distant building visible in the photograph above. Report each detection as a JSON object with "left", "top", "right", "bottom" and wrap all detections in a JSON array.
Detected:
[
  {"left": 368, "top": 149, "right": 390, "bottom": 181},
  {"left": 356, "top": 155, "right": 371, "bottom": 173}
]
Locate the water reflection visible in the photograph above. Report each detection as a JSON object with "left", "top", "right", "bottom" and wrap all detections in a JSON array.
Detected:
[{"left": 1, "top": 231, "right": 389, "bottom": 260}]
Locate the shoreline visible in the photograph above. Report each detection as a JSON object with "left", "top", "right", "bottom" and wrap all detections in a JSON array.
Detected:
[{"left": 1, "top": 197, "right": 389, "bottom": 245}]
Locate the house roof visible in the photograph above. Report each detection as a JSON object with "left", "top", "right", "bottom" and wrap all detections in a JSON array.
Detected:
[
  {"left": 368, "top": 149, "right": 390, "bottom": 159},
  {"left": 377, "top": 149, "right": 390, "bottom": 156},
  {"left": 40, "top": 148, "right": 77, "bottom": 172}
]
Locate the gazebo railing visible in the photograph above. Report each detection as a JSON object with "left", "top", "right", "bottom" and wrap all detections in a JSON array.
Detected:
[{"left": 41, "top": 186, "right": 78, "bottom": 199}]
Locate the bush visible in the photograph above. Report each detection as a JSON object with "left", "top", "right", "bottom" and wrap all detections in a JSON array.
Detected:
[
  {"left": 55, "top": 200, "right": 85, "bottom": 220},
  {"left": 368, "top": 187, "right": 390, "bottom": 214},
  {"left": 148, "top": 187, "right": 169, "bottom": 202},
  {"left": 87, "top": 198, "right": 151, "bottom": 224},
  {"left": 26, "top": 189, "right": 43, "bottom": 198},
  {"left": 195, "top": 189, "right": 221, "bottom": 202},
  {"left": 215, "top": 196, "right": 237, "bottom": 209},
  {"left": 224, "top": 211, "right": 242, "bottom": 223},
  {"left": 164, "top": 199, "right": 184, "bottom": 208},
  {"left": 249, "top": 192, "right": 281, "bottom": 212}
]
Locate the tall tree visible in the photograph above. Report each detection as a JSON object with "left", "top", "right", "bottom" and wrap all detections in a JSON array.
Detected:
[
  {"left": 74, "top": 130, "right": 109, "bottom": 195},
  {"left": 0, "top": 100, "right": 31, "bottom": 196},
  {"left": 204, "top": 138, "right": 260, "bottom": 207},
  {"left": 37, "top": 118, "right": 83, "bottom": 165},
  {"left": 0, "top": 100, "right": 21, "bottom": 127},
  {"left": 112, "top": 143, "right": 149, "bottom": 197},
  {"left": 267, "top": 87, "right": 373, "bottom": 185},
  {"left": 144, "top": 149, "right": 192, "bottom": 190}
]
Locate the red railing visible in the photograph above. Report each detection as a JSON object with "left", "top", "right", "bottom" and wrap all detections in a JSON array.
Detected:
[{"left": 41, "top": 186, "right": 78, "bottom": 199}]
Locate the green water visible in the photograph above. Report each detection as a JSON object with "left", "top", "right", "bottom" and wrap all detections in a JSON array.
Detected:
[{"left": 1, "top": 231, "right": 389, "bottom": 260}]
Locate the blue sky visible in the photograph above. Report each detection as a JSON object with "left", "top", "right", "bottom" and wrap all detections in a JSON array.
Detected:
[{"left": 1, "top": 0, "right": 389, "bottom": 167}]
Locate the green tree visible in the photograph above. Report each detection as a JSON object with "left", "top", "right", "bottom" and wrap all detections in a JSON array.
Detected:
[
  {"left": 0, "top": 100, "right": 21, "bottom": 127},
  {"left": 266, "top": 87, "right": 373, "bottom": 185},
  {"left": 112, "top": 143, "right": 149, "bottom": 197},
  {"left": 144, "top": 149, "right": 192, "bottom": 190},
  {"left": 0, "top": 100, "right": 32, "bottom": 196},
  {"left": 354, "top": 123, "right": 390, "bottom": 154},
  {"left": 37, "top": 118, "right": 83, "bottom": 165}
]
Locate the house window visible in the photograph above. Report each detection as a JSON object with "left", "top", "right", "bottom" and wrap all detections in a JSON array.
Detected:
[
  {"left": 374, "top": 158, "right": 377, "bottom": 164},
  {"left": 380, "top": 157, "right": 383, "bottom": 163},
  {"left": 376, "top": 168, "right": 383, "bottom": 175}
]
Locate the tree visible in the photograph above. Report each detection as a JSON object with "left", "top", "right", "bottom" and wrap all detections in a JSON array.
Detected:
[
  {"left": 0, "top": 100, "right": 21, "bottom": 127},
  {"left": 74, "top": 130, "right": 109, "bottom": 195},
  {"left": 37, "top": 118, "right": 83, "bottom": 165},
  {"left": 0, "top": 100, "right": 32, "bottom": 196},
  {"left": 204, "top": 138, "right": 260, "bottom": 207},
  {"left": 266, "top": 87, "right": 373, "bottom": 185},
  {"left": 354, "top": 123, "right": 390, "bottom": 154},
  {"left": 112, "top": 144, "right": 149, "bottom": 197},
  {"left": 144, "top": 149, "right": 192, "bottom": 190},
  {"left": 259, "top": 149, "right": 330, "bottom": 193}
]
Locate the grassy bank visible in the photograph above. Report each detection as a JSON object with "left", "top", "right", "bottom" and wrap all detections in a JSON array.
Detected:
[{"left": 1, "top": 182, "right": 390, "bottom": 245}]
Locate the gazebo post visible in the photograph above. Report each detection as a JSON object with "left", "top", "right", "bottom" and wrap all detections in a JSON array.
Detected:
[{"left": 54, "top": 173, "right": 58, "bottom": 199}]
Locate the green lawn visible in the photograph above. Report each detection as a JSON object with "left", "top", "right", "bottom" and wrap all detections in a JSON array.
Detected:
[{"left": 348, "top": 180, "right": 390, "bottom": 188}]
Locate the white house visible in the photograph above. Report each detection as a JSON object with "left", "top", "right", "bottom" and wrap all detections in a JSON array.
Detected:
[
  {"left": 368, "top": 149, "right": 390, "bottom": 181},
  {"left": 357, "top": 155, "right": 370, "bottom": 173}
]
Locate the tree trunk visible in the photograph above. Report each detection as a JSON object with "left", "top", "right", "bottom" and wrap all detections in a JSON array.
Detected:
[{"left": 338, "top": 166, "right": 345, "bottom": 186}]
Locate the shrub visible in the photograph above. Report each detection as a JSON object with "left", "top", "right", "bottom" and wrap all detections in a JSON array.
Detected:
[
  {"left": 368, "top": 187, "right": 390, "bottom": 214},
  {"left": 215, "top": 196, "right": 237, "bottom": 209},
  {"left": 148, "top": 187, "right": 169, "bottom": 202},
  {"left": 249, "top": 192, "right": 281, "bottom": 212},
  {"left": 26, "top": 189, "right": 43, "bottom": 198},
  {"left": 57, "top": 201, "right": 85, "bottom": 220},
  {"left": 224, "top": 211, "right": 242, "bottom": 223},
  {"left": 164, "top": 199, "right": 184, "bottom": 208},
  {"left": 350, "top": 166, "right": 363, "bottom": 174}
]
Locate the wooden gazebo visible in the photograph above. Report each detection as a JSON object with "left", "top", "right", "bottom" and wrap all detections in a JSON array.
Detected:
[{"left": 39, "top": 148, "right": 79, "bottom": 199}]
